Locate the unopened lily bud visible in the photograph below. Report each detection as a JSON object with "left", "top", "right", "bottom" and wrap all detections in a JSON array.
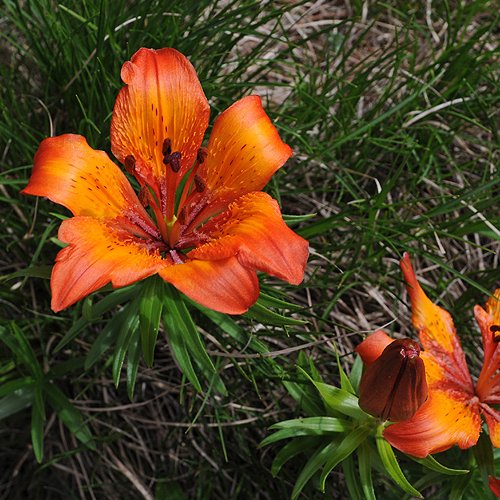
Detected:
[{"left": 358, "top": 338, "right": 428, "bottom": 422}]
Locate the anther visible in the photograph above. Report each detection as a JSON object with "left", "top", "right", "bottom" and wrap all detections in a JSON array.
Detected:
[
  {"left": 162, "top": 138, "right": 172, "bottom": 156},
  {"left": 491, "top": 324, "right": 500, "bottom": 342},
  {"left": 164, "top": 151, "right": 182, "bottom": 173},
  {"left": 196, "top": 147, "right": 208, "bottom": 164},
  {"left": 177, "top": 206, "right": 186, "bottom": 225},
  {"left": 124, "top": 155, "right": 136, "bottom": 174},
  {"left": 194, "top": 174, "right": 206, "bottom": 193},
  {"left": 139, "top": 187, "right": 149, "bottom": 208}
]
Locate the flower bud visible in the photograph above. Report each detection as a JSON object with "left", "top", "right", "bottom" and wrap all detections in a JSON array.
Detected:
[{"left": 358, "top": 338, "right": 428, "bottom": 422}]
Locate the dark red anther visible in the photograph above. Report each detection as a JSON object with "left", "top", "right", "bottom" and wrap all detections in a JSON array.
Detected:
[
  {"left": 358, "top": 338, "right": 428, "bottom": 422},
  {"left": 491, "top": 325, "right": 500, "bottom": 342},
  {"left": 163, "top": 151, "right": 182, "bottom": 173},
  {"left": 162, "top": 138, "right": 172, "bottom": 156},
  {"left": 194, "top": 174, "right": 206, "bottom": 193},
  {"left": 124, "top": 155, "right": 136, "bottom": 174},
  {"left": 139, "top": 187, "right": 149, "bottom": 208},
  {"left": 177, "top": 206, "right": 186, "bottom": 225},
  {"left": 170, "top": 152, "right": 182, "bottom": 173},
  {"left": 196, "top": 147, "right": 208, "bottom": 164}
]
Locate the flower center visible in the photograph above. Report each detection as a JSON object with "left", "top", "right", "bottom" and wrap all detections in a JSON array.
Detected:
[{"left": 124, "top": 139, "right": 211, "bottom": 260}]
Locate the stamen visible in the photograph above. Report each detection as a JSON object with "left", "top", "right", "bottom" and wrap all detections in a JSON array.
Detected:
[
  {"left": 196, "top": 147, "right": 208, "bottom": 164},
  {"left": 124, "top": 155, "right": 136, "bottom": 174},
  {"left": 194, "top": 174, "right": 206, "bottom": 193},
  {"left": 139, "top": 187, "right": 149, "bottom": 208},
  {"left": 169, "top": 249, "right": 185, "bottom": 265},
  {"left": 491, "top": 325, "right": 500, "bottom": 342},
  {"left": 163, "top": 151, "right": 182, "bottom": 173},
  {"left": 162, "top": 138, "right": 172, "bottom": 156},
  {"left": 177, "top": 206, "right": 186, "bottom": 225}
]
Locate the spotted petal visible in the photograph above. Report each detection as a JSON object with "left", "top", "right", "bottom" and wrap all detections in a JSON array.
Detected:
[
  {"left": 111, "top": 47, "right": 210, "bottom": 195},
  {"left": 475, "top": 297, "right": 500, "bottom": 404},
  {"left": 355, "top": 330, "right": 394, "bottom": 366},
  {"left": 482, "top": 404, "right": 500, "bottom": 448},
  {"left": 198, "top": 95, "right": 292, "bottom": 215},
  {"left": 383, "top": 389, "right": 482, "bottom": 458},
  {"left": 51, "top": 216, "right": 168, "bottom": 312},
  {"left": 22, "top": 134, "right": 152, "bottom": 225},
  {"left": 187, "top": 191, "right": 308, "bottom": 285},
  {"left": 400, "top": 253, "right": 473, "bottom": 392},
  {"left": 159, "top": 257, "right": 259, "bottom": 314}
]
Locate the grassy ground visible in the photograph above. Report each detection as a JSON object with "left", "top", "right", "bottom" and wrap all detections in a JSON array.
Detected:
[{"left": 0, "top": 0, "right": 499, "bottom": 498}]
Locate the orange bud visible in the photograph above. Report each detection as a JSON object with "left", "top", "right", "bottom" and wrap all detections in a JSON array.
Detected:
[{"left": 358, "top": 338, "right": 428, "bottom": 422}]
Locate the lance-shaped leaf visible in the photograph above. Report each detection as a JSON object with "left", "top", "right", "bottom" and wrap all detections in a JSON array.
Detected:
[
  {"left": 376, "top": 425, "right": 422, "bottom": 498},
  {"left": 139, "top": 276, "right": 164, "bottom": 367}
]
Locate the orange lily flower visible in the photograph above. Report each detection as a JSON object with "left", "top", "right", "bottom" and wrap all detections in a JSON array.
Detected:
[
  {"left": 22, "top": 48, "right": 309, "bottom": 314},
  {"left": 357, "top": 253, "right": 499, "bottom": 458}
]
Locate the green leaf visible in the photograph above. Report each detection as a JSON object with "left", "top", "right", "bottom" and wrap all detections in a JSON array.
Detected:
[
  {"left": 260, "top": 428, "right": 336, "bottom": 447},
  {"left": 163, "top": 309, "right": 202, "bottom": 393},
  {"left": 189, "top": 301, "right": 269, "bottom": 355},
  {"left": 299, "top": 369, "right": 366, "bottom": 420},
  {"left": 164, "top": 287, "right": 215, "bottom": 372},
  {"left": 127, "top": 326, "right": 142, "bottom": 400},
  {"left": 1, "top": 324, "right": 43, "bottom": 378},
  {"left": 84, "top": 311, "right": 125, "bottom": 370},
  {"left": 55, "top": 285, "right": 138, "bottom": 352},
  {"left": 139, "top": 276, "right": 164, "bottom": 367},
  {"left": 244, "top": 300, "right": 307, "bottom": 326},
  {"left": 0, "top": 384, "right": 34, "bottom": 420},
  {"left": 31, "top": 382, "right": 45, "bottom": 463},
  {"left": 319, "top": 425, "right": 371, "bottom": 491},
  {"left": 291, "top": 440, "right": 339, "bottom": 500},
  {"left": 282, "top": 213, "right": 316, "bottom": 226},
  {"left": 283, "top": 355, "right": 325, "bottom": 416},
  {"left": 473, "top": 432, "right": 496, "bottom": 494},
  {"left": 375, "top": 427, "right": 422, "bottom": 498},
  {"left": 333, "top": 346, "right": 355, "bottom": 394},
  {"left": 358, "top": 441, "right": 376, "bottom": 500},
  {"left": 349, "top": 355, "right": 363, "bottom": 394},
  {"left": 44, "top": 381, "right": 95, "bottom": 449},
  {"left": 164, "top": 286, "right": 226, "bottom": 395},
  {"left": 257, "top": 291, "right": 304, "bottom": 312},
  {"left": 283, "top": 379, "right": 326, "bottom": 417},
  {"left": 0, "top": 377, "right": 34, "bottom": 398},
  {"left": 342, "top": 454, "right": 364, "bottom": 500},
  {"left": 112, "top": 305, "right": 140, "bottom": 388},
  {"left": 271, "top": 437, "right": 319, "bottom": 477},
  {"left": 270, "top": 416, "right": 351, "bottom": 433},
  {"left": 449, "top": 472, "right": 472, "bottom": 500},
  {"left": 0, "top": 265, "right": 52, "bottom": 281},
  {"left": 411, "top": 454, "right": 469, "bottom": 475}
]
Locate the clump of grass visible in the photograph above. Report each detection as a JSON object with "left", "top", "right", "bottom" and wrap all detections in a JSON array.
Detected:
[{"left": 1, "top": 1, "right": 498, "bottom": 498}]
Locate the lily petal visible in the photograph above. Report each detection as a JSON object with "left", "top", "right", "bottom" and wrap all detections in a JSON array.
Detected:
[
  {"left": 475, "top": 299, "right": 500, "bottom": 403},
  {"left": 488, "top": 476, "right": 500, "bottom": 498},
  {"left": 355, "top": 330, "right": 394, "bottom": 366},
  {"left": 22, "top": 134, "right": 151, "bottom": 222},
  {"left": 52, "top": 216, "right": 168, "bottom": 312},
  {"left": 187, "top": 192, "right": 308, "bottom": 285},
  {"left": 481, "top": 404, "right": 500, "bottom": 448},
  {"left": 400, "top": 253, "right": 473, "bottom": 391},
  {"left": 111, "top": 47, "right": 210, "bottom": 185},
  {"left": 199, "top": 95, "right": 292, "bottom": 212},
  {"left": 383, "top": 389, "right": 482, "bottom": 458},
  {"left": 159, "top": 257, "right": 259, "bottom": 314}
]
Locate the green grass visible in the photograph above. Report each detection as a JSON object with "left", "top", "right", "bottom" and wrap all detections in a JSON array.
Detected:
[{"left": 1, "top": 0, "right": 499, "bottom": 498}]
